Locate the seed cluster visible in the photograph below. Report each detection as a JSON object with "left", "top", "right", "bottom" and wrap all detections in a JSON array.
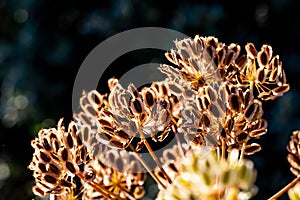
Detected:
[
  {"left": 28, "top": 119, "right": 88, "bottom": 197},
  {"left": 156, "top": 149, "right": 257, "bottom": 200},
  {"left": 29, "top": 35, "right": 293, "bottom": 200},
  {"left": 287, "top": 130, "right": 300, "bottom": 176}
]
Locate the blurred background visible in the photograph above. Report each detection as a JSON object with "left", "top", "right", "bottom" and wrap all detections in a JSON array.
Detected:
[{"left": 0, "top": 0, "right": 300, "bottom": 199}]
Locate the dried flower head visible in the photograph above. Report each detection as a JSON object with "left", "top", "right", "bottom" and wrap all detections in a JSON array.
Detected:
[
  {"left": 287, "top": 130, "right": 300, "bottom": 176},
  {"left": 156, "top": 149, "right": 257, "bottom": 200},
  {"left": 237, "top": 43, "right": 290, "bottom": 100},
  {"left": 105, "top": 78, "right": 179, "bottom": 146},
  {"left": 28, "top": 119, "right": 89, "bottom": 197},
  {"left": 163, "top": 35, "right": 242, "bottom": 90},
  {"left": 82, "top": 149, "right": 146, "bottom": 200},
  {"left": 29, "top": 34, "right": 292, "bottom": 200},
  {"left": 288, "top": 182, "right": 300, "bottom": 200}
]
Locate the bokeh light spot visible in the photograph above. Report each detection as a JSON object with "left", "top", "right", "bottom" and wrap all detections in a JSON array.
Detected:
[
  {"left": 0, "top": 162, "right": 10, "bottom": 181},
  {"left": 13, "top": 9, "right": 29, "bottom": 23},
  {"left": 14, "top": 95, "right": 28, "bottom": 110},
  {"left": 41, "top": 118, "right": 55, "bottom": 128}
]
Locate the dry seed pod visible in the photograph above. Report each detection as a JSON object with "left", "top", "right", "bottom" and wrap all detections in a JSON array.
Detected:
[
  {"left": 239, "top": 43, "right": 290, "bottom": 100},
  {"left": 163, "top": 35, "right": 233, "bottom": 91},
  {"left": 245, "top": 43, "right": 258, "bottom": 59},
  {"left": 82, "top": 150, "right": 146, "bottom": 200},
  {"left": 287, "top": 130, "right": 300, "bottom": 176},
  {"left": 244, "top": 143, "right": 262, "bottom": 155},
  {"left": 28, "top": 119, "right": 90, "bottom": 197}
]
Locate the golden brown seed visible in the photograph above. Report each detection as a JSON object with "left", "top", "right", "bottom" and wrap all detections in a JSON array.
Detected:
[
  {"left": 257, "top": 50, "right": 269, "bottom": 67},
  {"left": 236, "top": 55, "right": 247, "bottom": 68},
  {"left": 49, "top": 163, "right": 60, "bottom": 175},
  {"left": 65, "top": 162, "right": 77, "bottom": 173},
  {"left": 38, "top": 163, "right": 47, "bottom": 173},
  {"left": 40, "top": 152, "right": 51, "bottom": 163},
  {"left": 60, "top": 148, "right": 68, "bottom": 161},
  {"left": 43, "top": 138, "right": 51, "bottom": 151},
  {"left": 109, "top": 140, "right": 125, "bottom": 149},
  {"left": 273, "top": 84, "right": 290, "bottom": 95},
  {"left": 249, "top": 129, "right": 267, "bottom": 137},
  {"left": 224, "top": 51, "right": 234, "bottom": 66},
  {"left": 256, "top": 67, "right": 266, "bottom": 83},
  {"left": 244, "top": 102, "right": 259, "bottom": 121},
  {"left": 143, "top": 90, "right": 155, "bottom": 108},
  {"left": 229, "top": 94, "right": 240, "bottom": 112},
  {"left": 236, "top": 132, "right": 249, "bottom": 143},
  {"left": 115, "top": 130, "right": 130, "bottom": 140},
  {"left": 131, "top": 98, "right": 143, "bottom": 114},
  {"left": 244, "top": 143, "right": 262, "bottom": 155},
  {"left": 98, "top": 118, "right": 112, "bottom": 127},
  {"left": 33, "top": 186, "right": 45, "bottom": 197},
  {"left": 246, "top": 43, "right": 257, "bottom": 59},
  {"left": 60, "top": 180, "right": 73, "bottom": 187},
  {"left": 66, "top": 133, "right": 74, "bottom": 149},
  {"left": 201, "top": 114, "right": 211, "bottom": 127},
  {"left": 44, "top": 175, "right": 57, "bottom": 184}
]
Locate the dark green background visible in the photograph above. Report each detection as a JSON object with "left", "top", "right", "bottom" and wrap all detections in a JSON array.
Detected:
[{"left": 0, "top": 0, "right": 299, "bottom": 199}]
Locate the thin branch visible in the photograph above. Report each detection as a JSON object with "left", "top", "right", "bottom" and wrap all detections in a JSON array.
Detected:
[
  {"left": 172, "top": 124, "right": 185, "bottom": 158},
  {"left": 128, "top": 144, "right": 167, "bottom": 190},
  {"left": 221, "top": 139, "right": 226, "bottom": 160},
  {"left": 239, "top": 143, "right": 246, "bottom": 162},
  {"left": 268, "top": 175, "right": 300, "bottom": 200},
  {"left": 137, "top": 128, "right": 173, "bottom": 185},
  {"left": 76, "top": 171, "right": 127, "bottom": 200}
]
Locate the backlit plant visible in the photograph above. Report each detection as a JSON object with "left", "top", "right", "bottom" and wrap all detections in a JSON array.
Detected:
[{"left": 29, "top": 35, "right": 299, "bottom": 200}]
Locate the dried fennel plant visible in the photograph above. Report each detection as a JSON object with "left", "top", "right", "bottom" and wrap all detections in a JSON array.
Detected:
[
  {"left": 28, "top": 35, "right": 295, "bottom": 200},
  {"left": 269, "top": 130, "right": 300, "bottom": 200}
]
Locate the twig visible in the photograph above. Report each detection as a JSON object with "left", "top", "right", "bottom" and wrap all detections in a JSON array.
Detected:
[
  {"left": 221, "top": 139, "right": 226, "bottom": 160},
  {"left": 76, "top": 171, "right": 127, "bottom": 200},
  {"left": 268, "top": 175, "right": 300, "bottom": 200},
  {"left": 239, "top": 143, "right": 246, "bottom": 162},
  {"left": 128, "top": 144, "right": 167, "bottom": 190},
  {"left": 137, "top": 128, "right": 173, "bottom": 185}
]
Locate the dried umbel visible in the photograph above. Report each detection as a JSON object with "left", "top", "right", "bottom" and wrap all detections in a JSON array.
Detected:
[
  {"left": 156, "top": 149, "right": 257, "bottom": 200},
  {"left": 288, "top": 182, "right": 300, "bottom": 200},
  {"left": 74, "top": 78, "right": 180, "bottom": 188},
  {"left": 159, "top": 35, "right": 281, "bottom": 161},
  {"left": 107, "top": 78, "right": 174, "bottom": 144},
  {"left": 238, "top": 43, "right": 290, "bottom": 100},
  {"left": 29, "top": 34, "right": 292, "bottom": 200},
  {"left": 28, "top": 119, "right": 89, "bottom": 197},
  {"left": 287, "top": 130, "right": 300, "bottom": 176},
  {"left": 162, "top": 35, "right": 290, "bottom": 101},
  {"left": 163, "top": 36, "right": 232, "bottom": 90},
  {"left": 29, "top": 119, "right": 147, "bottom": 200},
  {"left": 82, "top": 150, "right": 146, "bottom": 200}
]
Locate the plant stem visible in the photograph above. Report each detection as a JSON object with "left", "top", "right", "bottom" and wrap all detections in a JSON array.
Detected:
[
  {"left": 172, "top": 125, "right": 185, "bottom": 157},
  {"left": 217, "top": 146, "right": 221, "bottom": 160},
  {"left": 239, "top": 143, "right": 246, "bottom": 162},
  {"left": 128, "top": 144, "right": 167, "bottom": 190},
  {"left": 268, "top": 175, "right": 300, "bottom": 200},
  {"left": 221, "top": 139, "right": 226, "bottom": 160},
  {"left": 76, "top": 171, "right": 127, "bottom": 200},
  {"left": 137, "top": 128, "right": 173, "bottom": 185}
]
